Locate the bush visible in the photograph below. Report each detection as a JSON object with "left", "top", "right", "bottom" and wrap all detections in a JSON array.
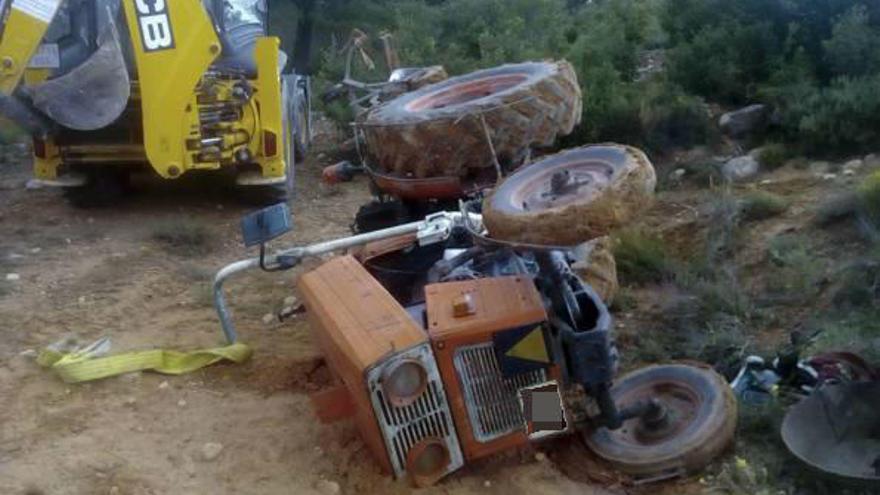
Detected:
[
  {"left": 756, "top": 143, "right": 787, "bottom": 170},
  {"left": 740, "top": 191, "right": 789, "bottom": 221},
  {"left": 612, "top": 229, "right": 674, "bottom": 285},
  {"left": 772, "top": 74, "right": 880, "bottom": 154}
]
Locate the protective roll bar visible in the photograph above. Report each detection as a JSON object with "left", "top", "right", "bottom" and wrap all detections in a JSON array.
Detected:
[{"left": 213, "top": 211, "right": 478, "bottom": 343}]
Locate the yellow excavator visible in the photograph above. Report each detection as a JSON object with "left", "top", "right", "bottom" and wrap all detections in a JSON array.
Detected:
[{"left": 0, "top": 0, "right": 310, "bottom": 206}]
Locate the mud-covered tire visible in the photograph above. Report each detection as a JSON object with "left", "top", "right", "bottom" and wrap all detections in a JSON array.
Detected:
[
  {"left": 362, "top": 60, "right": 581, "bottom": 178},
  {"left": 584, "top": 364, "right": 737, "bottom": 478},
  {"left": 482, "top": 144, "right": 656, "bottom": 246}
]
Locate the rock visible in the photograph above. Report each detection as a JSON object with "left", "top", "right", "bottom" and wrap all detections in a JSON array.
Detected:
[
  {"left": 722, "top": 155, "right": 760, "bottom": 182},
  {"left": 865, "top": 154, "right": 880, "bottom": 168},
  {"left": 177, "top": 399, "right": 187, "bottom": 408},
  {"left": 315, "top": 479, "right": 340, "bottom": 495},
  {"left": 124, "top": 397, "right": 136, "bottom": 407},
  {"left": 843, "top": 169, "right": 856, "bottom": 177},
  {"left": 844, "top": 159, "right": 863, "bottom": 171},
  {"left": 821, "top": 173, "right": 838, "bottom": 181},
  {"left": 200, "top": 442, "right": 224, "bottom": 462},
  {"left": 25, "top": 179, "right": 43, "bottom": 190},
  {"left": 5, "top": 273, "right": 20, "bottom": 281},
  {"left": 158, "top": 381, "right": 170, "bottom": 390},
  {"left": 262, "top": 313, "right": 275, "bottom": 325},
  {"left": 809, "top": 161, "right": 831, "bottom": 173},
  {"left": 19, "top": 349, "right": 37, "bottom": 358},
  {"left": 535, "top": 452, "right": 547, "bottom": 462},
  {"left": 672, "top": 168, "right": 686, "bottom": 179},
  {"left": 759, "top": 179, "right": 773, "bottom": 185},
  {"left": 29, "top": 247, "right": 41, "bottom": 254},
  {"left": 109, "top": 487, "right": 120, "bottom": 495},
  {"left": 483, "top": 480, "right": 492, "bottom": 488},
  {"left": 283, "top": 295, "right": 298, "bottom": 307},
  {"left": 719, "top": 104, "right": 768, "bottom": 138},
  {"left": 183, "top": 455, "right": 197, "bottom": 477}
]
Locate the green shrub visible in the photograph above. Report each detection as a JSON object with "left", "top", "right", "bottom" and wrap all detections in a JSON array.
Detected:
[
  {"left": 612, "top": 229, "right": 673, "bottom": 285},
  {"left": 756, "top": 143, "right": 787, "bottom": 170},
  {"left": 772, "top": 75, "right": 880, "bottom": 154},
  {"left": 740, "top": 191, "right": 789, "bottom": 221},
  {"left": 823, "top": 5, "right": 880, "bottom": 78},
  {"left": 767, "top": 234, "right": 824, "bottom": 301}
]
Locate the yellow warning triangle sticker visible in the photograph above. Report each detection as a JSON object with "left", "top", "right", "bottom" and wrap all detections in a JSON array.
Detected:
[{"left": 505, "top": 327, "right": 550, "bottom": 363}]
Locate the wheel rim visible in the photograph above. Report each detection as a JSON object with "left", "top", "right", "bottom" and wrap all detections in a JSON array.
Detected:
[
  {"left": 584, "top": 364, "right": 735, "bottom": 475},
  {"left": 609, "top": 380, "right": 702, "bottom": 447},
  {"left": 491, "top": 145, "right": 630, "bottom": 214},
  {"left": 405, "top": 73, "right": 529, "bottom": 111}
]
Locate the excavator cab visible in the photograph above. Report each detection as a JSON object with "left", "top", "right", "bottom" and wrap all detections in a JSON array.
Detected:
[{"left": 0, "top": 0, "right": 310, "bottom": 206}]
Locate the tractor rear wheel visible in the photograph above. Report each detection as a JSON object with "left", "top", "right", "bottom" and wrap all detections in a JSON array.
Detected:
[
  {"left": 584, "top": 364, "right": 737, "bottom": 478},
  {"left": 361, "top": 60, "right": 581, "bottom": 179},
  {"left": 482, "top": 144, "right": 656, "bottom": 246}
]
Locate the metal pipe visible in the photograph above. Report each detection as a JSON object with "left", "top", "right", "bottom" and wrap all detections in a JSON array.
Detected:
[{"left": 213, "top": 216, "right": 457, "bottom": 343}]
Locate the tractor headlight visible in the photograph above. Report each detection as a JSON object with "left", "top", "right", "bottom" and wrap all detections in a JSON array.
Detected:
[{"left": 382, "top": 358, "right": 427, "bottom": 407}]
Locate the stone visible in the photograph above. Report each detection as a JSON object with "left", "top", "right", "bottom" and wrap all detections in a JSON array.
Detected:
[
  {"left": 19, "top": 349, "right": 37, "bottom": 358},
  {"left": 124, "top": 397, "right": 137, "bottom": 407},
  {"left": 843, "top": 159, "right": 863, "bottom": 171},
  {"left": 719, "top": 104, "right": 768, "bottom": 138},
  {"left": 262, "top": 313, "right": 275, "bottom": 325},
  {"left": 865, "top": 154, "right": 880, "bottom": 168},
  {"left": 5, "top": 273, "right": 20, "bottom": 281},
  {"left": 158, "top": 381, "right": 170, "bottom": 390},
  {"left": 809, "top": 161, "right": 831, "bottom": 173},
  {"left": 177, "top": 399, "right": 187, "bottom": 408},
  {"left": 483, "top": 480, "right": 492, "bottom": 488},
  {"left": 200, "top": 442, "right": 224, "bottom": 462},
  {"left": 535, "top": 452, "right": 547, "bottom": 462},
  {"left": 843, "top": 169, "right": 856, "bottom": 177},
  {"left": 183, "top": 455, "right": 197, "bottom": 477},
  {"left": 672, "top": 168, "right": 686, "bottom": 178},
  {"left": 25, "top": 179, "right": 43, "bottom": 190},
  {"left": 722, "top": 155, "right": 760, "bottom": 182},
  {"left": 283, "top": 295, "right": 298, "bottom": 307},
  {"left": 821, "top": 173, "right": 838, "bottom": 181},
  {"left": 315, "top": 479, "right": 340, "bottom": 495}
]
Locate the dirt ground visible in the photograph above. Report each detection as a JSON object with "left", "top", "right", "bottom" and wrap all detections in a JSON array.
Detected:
[
  {"left": 2, "top": 141, "right": 872, "bottom": 495},
  {"left": 0, "top": 151, "right": 633, "bottom": 495}
]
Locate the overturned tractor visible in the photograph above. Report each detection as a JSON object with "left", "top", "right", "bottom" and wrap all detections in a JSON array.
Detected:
[{"left": 215, "top": 143, "right": 736, "bottom": 487}]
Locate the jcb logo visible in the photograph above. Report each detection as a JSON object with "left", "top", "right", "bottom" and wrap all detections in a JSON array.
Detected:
[{"left": 134, "top": 0, "right": 175, "bottom": 52}]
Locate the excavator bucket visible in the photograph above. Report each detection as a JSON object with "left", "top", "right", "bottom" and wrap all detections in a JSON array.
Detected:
[{"left": 27, "top": 19, "right": 130, "bottom": 131}]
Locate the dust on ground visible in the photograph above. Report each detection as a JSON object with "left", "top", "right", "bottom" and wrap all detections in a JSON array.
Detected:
[
  {"left": 0, "top": 152, "right": 621, "bottom": 495},
  {"left": 1, "top": 143, "right": 871, "bottom": 495}
]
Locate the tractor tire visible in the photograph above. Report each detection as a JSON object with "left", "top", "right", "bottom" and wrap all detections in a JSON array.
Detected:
[
  {"left": 482, "top": 144, "right": 656, "bottom": 246},
  {"left": 584, "top": 364, "right": 737, "bottom": 478},
  {"left": 401, "top": 65, "right": 448, "bottom": 91},
  {"left": 361, "top": 60, "right": 581, "bottom": 179}
]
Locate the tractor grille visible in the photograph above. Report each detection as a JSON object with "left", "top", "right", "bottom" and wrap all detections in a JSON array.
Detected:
[
  {"left": 454, "top": 343, "right": 548, "bottom": 443},
  {"left": 367, "top": 343, "right": 463, "bottom": 478}
]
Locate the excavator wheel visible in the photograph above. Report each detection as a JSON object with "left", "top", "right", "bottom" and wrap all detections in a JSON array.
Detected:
[
  {"left": 482, "top": 144, "right": 656, "bottom": 246},
  {"left": 584, "top": 364, "right": 737, "bottom": 479},
  {"left": 361, "top": 60, "right": 581, "bottom": 179}
]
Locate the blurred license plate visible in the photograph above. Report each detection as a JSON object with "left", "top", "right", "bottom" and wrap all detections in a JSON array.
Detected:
[
  {"left": 518, "top": 380, "right": 571, "bottom": 440},
  {"left": 28, "top": 43, "right": 60, "bottom": 69}
]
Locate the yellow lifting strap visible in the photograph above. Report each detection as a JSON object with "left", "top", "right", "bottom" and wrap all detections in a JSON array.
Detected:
[{"left": 37, "top": 342, "right": 252, "bottom": 384}]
